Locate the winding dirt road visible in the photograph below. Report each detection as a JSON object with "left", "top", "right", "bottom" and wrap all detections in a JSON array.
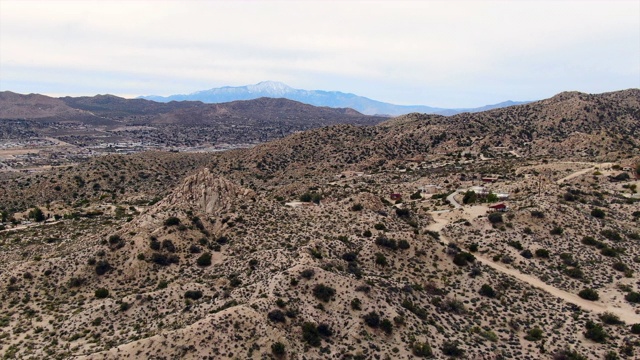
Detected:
[{"left": 427, "top": 210, "right": 640, "bottom": 323}]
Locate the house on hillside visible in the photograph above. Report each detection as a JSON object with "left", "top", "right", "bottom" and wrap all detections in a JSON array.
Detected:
[
  {"left": 489, "top": 203, "right": 509, "bottom": 212},
  {"left": 390, "top": 193, "right": 402, "bottom": 201}
]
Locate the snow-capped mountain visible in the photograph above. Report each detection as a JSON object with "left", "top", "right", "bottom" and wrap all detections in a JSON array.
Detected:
[{"left": 140, "top": 81, "right": 529, "bottom": 116}]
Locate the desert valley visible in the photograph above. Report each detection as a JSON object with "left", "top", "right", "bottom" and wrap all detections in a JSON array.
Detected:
[{"left": 0, "top": 88, "right": 638, "bottom": 359}]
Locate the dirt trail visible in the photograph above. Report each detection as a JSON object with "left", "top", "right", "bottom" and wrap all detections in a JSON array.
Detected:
[
  {"left": 427, "top": 210, "right": 640, "bottom": 323},
  {"left": 556, "top": 162, "right": 613, "bottom": 184}
]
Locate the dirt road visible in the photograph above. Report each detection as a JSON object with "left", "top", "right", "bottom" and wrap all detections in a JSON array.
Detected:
[{"left": 427, "top": 209, "right": 640, "bottom": 323}]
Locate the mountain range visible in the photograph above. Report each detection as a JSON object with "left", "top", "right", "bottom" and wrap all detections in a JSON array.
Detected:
[{"left": 139, "top": 81, "right": 530, "bottom": 116}]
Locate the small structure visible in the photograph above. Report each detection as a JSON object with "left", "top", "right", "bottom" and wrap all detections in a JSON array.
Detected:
[
  {"left": 390, "top": 193, "right": 402, "bottom": 200},
  {"left": 469, "top": 186, "right": 488, "bottom": 196},
  {"left": 420, "top": 185, "right": 440, "bottom": 194},
  {"left": 497, "top": 193, "right": 510, "bottom": 200},
  {"left": 482, "top": 177, "right": 499, "bottom": 183},
  {"left": 489, "top": 203, "right": 509, "bottom": 212},
  {"left": 622, "top": 167, "right": 632, "bottom": 172}
]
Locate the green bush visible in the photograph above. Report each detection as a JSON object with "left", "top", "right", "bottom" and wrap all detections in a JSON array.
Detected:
[
  {"left": 550, "top": 226, "right": 564, "bottom": 235},
  {"left": 535, "top": 248, "right": 550, "bottom": 258},
  {"left": 268, "top": 309, "right": 286, "bottom": 323},
  {"left": 363, "top": 311, "right": 380, "bottom": 327},
  {"left": 578, "top": 288, "right": 599, "bottom": 301},
  {"left": 524, "top": 327, "right": 543, "bottom": 341},
  {"left": 301, "top": 322, "right": 321, "bottom": 347},
  {"left": 412, "top": 342, "right": 433, "bottom": 357},
  {"left": 196, "top": 252, "right": 212, "bottom": 267},
  {"left": 584, "top": 320, "right": 608, "bottom": 343},
  {"left": 184, "top": 290, "right": 203, "bottom": 300},
  {"left": 351, "top": 203, "right": 363, "bottom": 211},
  {"left": 94, "top": 288, "right": 109, "bottom": 298},
  {"left": 463, "top": 190, "right": 477, "bottom": 204},
  {"left": 631, "top": 323, "right": 640, "bottom": 334},
  {"left": 441, "top": 340, "right": 464, "bottom": 357},
  {"left": 600, "top": 312, "right": 624, "bottom": 325},
  {"left": 375, "top": 253, "right": 388, "bottom": 266},
  {"left": 479, "top": 284, "right": 496, "bottom": 298},
  {"left": 591, "top": 208, "right": 606, "bottom": 218},
  {"left": 380, "top": 318, "right": 393, "bottom": 334},
  {"left": 626, "top": 291, "right": 640, "bottom": 303},
  {"left": 164, "top": 216, "right": 181, "bottom": 226},
  {"left": 95, "top": 260, "right": 111, "bottom": 275},
  {"left": 488, "top": 212, "right": 503, "bottom": 224},
  {"left": 312, "top": 284, "right": 335, "bottom": 302},
  {"left": 271, "top": 342, "right": 286, "bottom": 356},
  {"left": 374, "top": 223, "right": 386, "bottom": 231},
  {"left": 601, "top": 229, "right": 622, "bottom": 242}
]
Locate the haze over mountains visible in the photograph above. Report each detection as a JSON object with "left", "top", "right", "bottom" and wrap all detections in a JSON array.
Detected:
[{"left": 140, "top": 81, "right": 530, "bottom": 116}]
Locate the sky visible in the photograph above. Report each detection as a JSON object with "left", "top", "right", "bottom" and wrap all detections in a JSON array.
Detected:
[{"left": 0, "top": 0, "right": 639, "bottom": 108}]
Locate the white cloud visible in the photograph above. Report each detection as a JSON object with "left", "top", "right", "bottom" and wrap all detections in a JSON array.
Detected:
[{"left": 1, "top": 0, "right": 638, "bottom": 107}]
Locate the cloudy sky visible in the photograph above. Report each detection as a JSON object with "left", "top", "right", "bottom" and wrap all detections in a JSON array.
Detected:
[{"left": 0, "top": 0, "right": 638, "bottom": 107}]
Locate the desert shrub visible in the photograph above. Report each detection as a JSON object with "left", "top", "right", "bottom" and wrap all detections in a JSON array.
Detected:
[
  {"left": 374, "top": 223, "right": 386, "bottom": 231},
  {"left": 68, "top": 277, "right": 85, "bottom": 288},
  {"left": 268, "top": 309, "right": 286, "bottom": 323},
  {"left": 362, "top": 230, "right": 372, "bottom": 237},
  {"left": 342, "top": 252, "right": 357, "bottom": 262},
  {"left": 162, "top": 239, "right": 176, "bottom": 253},
  {"left": 578, "top": 288, "right": 599, "bottom": 301},
  {"left": 271, "top": 342, "right": 286, "bottom": 356},
  {"left": 479, "top": 284, "right": 496, "bottom": 298},
  {"left": 584, "top": 320, "right": 608, "bottom": 343},
  {"left": 300, "top": 269, "right": 315, "bottom": 279},
  {"left": 150, "top": 238, "right": 161, "bottom": 250},
  {"left": 351, "top": 298, "right": 362, "bottom": 310},
  {"left": 312, "top": 284, "right": 335, "bottom": 302},
  {"left": 363, "top": 311, "right": 380, "bottom": 328},
  {"left": 535, "top": 248, "right": 550, "bottom": 258},
  {"left": 612, "top": 262, "right": 628, "bottom": 272},
  {"left": 351, "top": 203, "right": 363, "bottom": 211},
  {"left": 184, "top": 290, "right": 203, "bottom": 300},
  {"left": 525, "top": 327, "right": 544, "bottom": 341},
  {"left": 395, "top": 208, "right": 410, "bottom": 217},
  {"left": 94, "top": 288, "right": 109, "bottom": 298},
  {"left": 462, "top": 190, "right": 477, "bottom": 204},
  {"left": 591, "top": 208, "right": 606, "bottom": 218},
  {"left": 469, "top": 243, "right": 478, "bottom": 252},
  {"left": 108, "top": 234, "right": 122, "bottom": 244},
  {"left": 375, "top": 236, "right": 397, "bottom": 250},
  {"left": 565, "top": 267, "right": 583, "bottom": 279},
  {"left": 317, "top": 323, "right": 333, "bottom": 337},
  {"left": 631, "top": 323, "right": 640, "bottom": 334},
  {"left": 375, "top": 253, "right": 388, "bottom": 266},
  {"left": 412, "top": 342, "right": 433, "bottom": 357},
  {"left": 441, "top": 298, "right": 465, "bottom": 314},
  {"left": 398, "top": 239, "right": 410, "bottom": 249},
  {"left": 95, "top": 260, "right": 111, "bottom": 275},
  {"left": 301, "top": 322, "right": 321, "bottom": 347},
  {"left": 441, "top": 340, "right": 464, "bottom": 357},
  {"left": 453, "top": 251, "right": 475, "bottom": 266},
  {"left": 530, "top": 210, "right": 545, "bottom": 218},
  {"left": 582, "top": 236, "right": 599, "bottom": 246},
  {"left": 164, "top": 216, "right": 180, "bottom": 226},
  {"left": 600, "top": 312, "right": 624, "bottom": 325},
  {"left": 550, "top": 226, "right": 564, "bottom": 235},
  {"left": 520, "top": 249, "right": 533, "bottom": 259},
  {"left": 601, "top": 229, "right": 622, "bottom": 242},
  {"left": 196, "top": 252, "right": 212, "bottom": 266},
  {"left": 120, "top": 302, "right": 131, "bottom": 312},
  {"left": 380, "top": 318, "right": 393, "bottom": 334},
  {"left": 488, "top": 212, "right": 503, "bottom": 224},
  {"left": 507, "top": 240, "right": 523, "bottom": 250},
  {"left": 189, "top": 244, "right": 201, "bottom": 253},
  {"left": 601, "top": 247, "right": 618, "bottom": 257},
  {"left": 553, "top": 349, "right": 587, "bottom": 360},
  {"left": 563, "top": 192, "right": 576, "bottom": 201},
  {"left": 410, "top": 191, "right": 422, "bottom": 200},
  {"left": 625, "top": 291, "right": 640, "bottom": 303}
]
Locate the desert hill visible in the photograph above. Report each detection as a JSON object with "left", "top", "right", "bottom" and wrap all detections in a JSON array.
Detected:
[{"left": 0, "top": 89, "right": 639, "bottom": 359}]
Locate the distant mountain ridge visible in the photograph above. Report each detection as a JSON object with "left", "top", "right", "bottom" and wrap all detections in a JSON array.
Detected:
[{"left": 139, "top": 81, "right": 531, "bottom": 116}]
